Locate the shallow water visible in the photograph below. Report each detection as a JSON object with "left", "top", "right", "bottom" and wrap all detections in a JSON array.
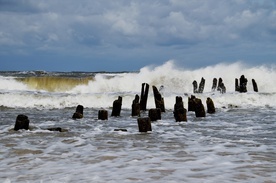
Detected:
[
  {"left": 1, "top": 63, "right": 276, "bottom": 182},
  {"left": 1, "top": 106, "right": 276, "bottom": 183}
]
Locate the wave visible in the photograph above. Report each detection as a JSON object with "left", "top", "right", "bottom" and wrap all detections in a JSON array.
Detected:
[{"left": 1, "top": 61, "right": 276, "bottom": 109}]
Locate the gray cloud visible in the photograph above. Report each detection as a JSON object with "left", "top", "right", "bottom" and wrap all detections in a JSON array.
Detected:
[{"left": 0, "top": 0, "right": 275, "bottom": 71}]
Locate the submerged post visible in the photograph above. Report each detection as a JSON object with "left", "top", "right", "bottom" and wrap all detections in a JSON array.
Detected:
[
  {"left": 140, "top": 83, "right": 149, "bottom": 111},
  {"left": 14, "top": 114, "right": 30, "bottom": 131},
  {"left": 148, "top": 108, "right": 161, "bottom": 121},
  {"left": 173, "top": 96, "right": 187, "bottom": 122},
  {"left": 137, "top": 117, "right": 152, "bottom": 132},
  {"left": 206, "top": 97, "right": 215, "bottom": 114},
  {"left": 152, "top": 85, "right": 165, "bottom": 112},
  {"left": 72, "top": 105, "right": 84, "bottom": 119},
  {"left": 98, "top": 110, "right": 108, "bottom": 120},
  {"left": 194, "top": 98, "right": 206, "bottom": 117}
]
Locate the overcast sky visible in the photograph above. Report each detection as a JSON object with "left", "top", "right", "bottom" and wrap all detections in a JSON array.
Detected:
[{"left": 0, "top": 0, "right": 276, "bottom": 71}]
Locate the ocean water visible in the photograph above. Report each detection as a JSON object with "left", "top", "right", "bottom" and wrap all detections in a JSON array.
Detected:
[{"left": 0, "top": 61, "right": 276, "bottom": 182}]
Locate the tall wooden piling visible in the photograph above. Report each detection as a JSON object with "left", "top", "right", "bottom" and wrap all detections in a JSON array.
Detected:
[
  {"left": 140, "top": 83, "right": 149, "bottom": 111},
  {"left": 111, "top": 96, "right": 122, "bottom": 117},
  {"left": 198, "top": 77, "right": 205, "bottom": 93},
  {"left": 194, "top": 98, "right": 206, "bottom": 117},
  {"left": 188, "top": 95, "right": 196, "bottom": 112},
  {"left": 235, "top": 78, "right": 240, "bottom": 92},
  {"left": 212, "top": 78, "right": 217, "bottom": 91},
  {"left": 239, "top": 75, "right": 248, "bottom": 93},
  {"left": 192, "top": 80, "right": 198, "bottom": 93},
  {"left": 252, "top": 79, "right": 258, "bottom": 92},
  {"left": 152, "top": 85, "right": 165, "bottom": 112}
]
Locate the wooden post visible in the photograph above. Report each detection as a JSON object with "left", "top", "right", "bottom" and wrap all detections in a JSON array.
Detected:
[
  {"left": 137, "top": 117, "right": 152, "bottom": 132},
  {"left": 188, "top": 95, "right": 196, "bottom": 111},
  {"left": 192, "top": 80, "right": 198, "bottom": 93},
  {"left": 206, "top": 97, "right": 215, "bottom": 114},
  {"left": 173, "top": 96, "right": 187, "bottom": 122},
  {"left": 148, "top": 108, "right": 161, "bottom": 121},
  {"left": 140, "top": 83, "right": 149, "bottom": 111},
  {"left": 14, "top": 114, "right": 29, "bottom": 131},
  {"left": 217, "top": 78, "right": 226, "bottom": 94},
  {"left": 194, "top": 98, "right": 206, "bottom": 117},
  {"left": 235, "top": 78, "right": 240, "bottom": 92},
  {"left": 111, "top": 96, "right": 122, "bottom": 117},
  {"left": 98, "top": 110, "right": 108, "bottom": 120},
  {"left": 212, "top": 78, "right": 217, "bottom": 91},
  {"left": 72, "top": 105, "right": 84, "bottom": 119},
  {"left": 252, "top": 79, "right": 258, "bottom": 92},
  {"left": 239, "top": 75, "right": 248, "bottom": 93},
  {"left": 131, "top": 94, "right": 140, "bottom": 116},
  {"left": 152, "top": 85, "right": 165, "bottom": 112},
  {"left": 198, "top": 77, "right": 205, "bottom": 93}
]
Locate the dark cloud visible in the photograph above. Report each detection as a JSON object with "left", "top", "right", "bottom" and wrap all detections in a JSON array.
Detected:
[{"left": 0, "top": 0, "right": 275, "bottom": 71}]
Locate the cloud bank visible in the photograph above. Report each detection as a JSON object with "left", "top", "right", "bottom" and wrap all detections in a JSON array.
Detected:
[{"left": 0, "top": 0, "right": 276, "bottom": 71}]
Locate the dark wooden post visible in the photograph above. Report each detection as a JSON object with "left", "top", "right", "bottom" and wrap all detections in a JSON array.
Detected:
[
  {"left": 131, "top": 94, "right": 140, "bottom": 116},
  {"left": 152, "top": 85, "right": 165, "bottom": 112},
  {"left": 212, "top": 78, "right": 217, "bottom": 91},
  {"left": 217, "top": 78, "right": 226, "bottom": 94},
  {"left": 252, "top": 79, "right": 258, "bottom": 92},
  {"left": 72, "top": 105, "right": 84, "bottom": 119},
  {"left": 137, "top": 117, "right": 152, "bottom": 132},
  {"left": 194, "top": 98, "right": 206, "bottom": 117},
  {"left": 235, "top": 78, "right": 240, "bottom": 92},
  {"left": 14, "top": 114, "right": 29, "bottom": 131},
  {"left": 98, "top": 110, "right": 108, "bottom": 120},
  {"left": 140, "top": 83, "right": 149, "bottom": 111},
  {"left": 198, "top": 77, "right": 205, "bottom": 93},
  {"left": 188, "top": 95, "right": 196, "bottom": 111},
  {"left": 148, "top": 108, "right": 161, "bottom": 121},
  {"left": 111, "top": 96, "right": 122, "bottom": 117},
  {"left": 192, "top": 80, "right": 198, "bottom": 93},
  {"left": 173, "top": 96, "right": 187, "bottom": 122},
  {"left": 206, "top": 97, "right": 215, "bottom": 114},
  {"left": 239, "top": 75, "right": 248, "bottom": 93}
]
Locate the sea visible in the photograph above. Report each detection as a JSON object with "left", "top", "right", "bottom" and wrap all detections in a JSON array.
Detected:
[{"left": 0, "top": 61, "right": 276, "bottom": 183}]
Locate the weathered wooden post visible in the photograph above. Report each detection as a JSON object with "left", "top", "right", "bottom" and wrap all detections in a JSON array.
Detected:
[
  {"left": 152, "top": 85, "right": 165, "bottom": 112},
  {"left": 239, "top": 75, "right": 248, "bottom": 93},
  {"left": 14, "top": 114, "right": 29, "bottom": 131},
  {"left": 235, "top": 78, "right": 240, "bottom": 92},
  {"left": 252, "top": 79, "right": 258, "bottom": 92},
  {"left": 194, "top": 98, "right": 206, "bottom": 117},
  {"left": 131, "top": 94, "right": 140, "bottom": 117},
  {"left": 137, "top": 117, "right": 152, "bottom": 132},
  {"left": 148, "top": 108, "right": 161, "bottom": 121},
  {"left": 188, "top": 95, "right": 196, "bottom": 111},
  {"left": 140, "top": 83, "right": 149, "bottom": 111},
  {"left": 206, "top": 97, "right": 215, "bottom": 114},
  {"left": 198, "top": 77, "right": 205, "bottom": 93},
  {"left": 192, "top": 80, "right": 198, "bottom": 93},
  {"left": 111, "top": 96, "right": 122, "bottom": 117},
  {"left": 98, "top": 110, "right": 108, "bottom": 120},
  {"left": 217, "top": 78, "right": 226, "bottom": 94},
  {"left": 173, "top": 96, "right": 187, "bottom": 122},
  {"left": 72, "top": 105, "right": 84, "bottom": 119},
  {"left": 212, "top": 78, "right": 217, "bottom": 91}
]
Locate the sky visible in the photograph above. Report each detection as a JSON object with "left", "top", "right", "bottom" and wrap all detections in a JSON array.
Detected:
[{"left": 0, "top": 0, "right": 276, "bottom": 72}]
